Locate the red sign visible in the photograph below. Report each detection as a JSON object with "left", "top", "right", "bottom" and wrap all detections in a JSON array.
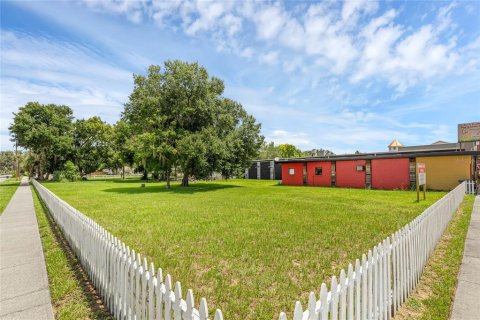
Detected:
[{"left": 417, "top": 163, "right": 426, "bottom": 186}]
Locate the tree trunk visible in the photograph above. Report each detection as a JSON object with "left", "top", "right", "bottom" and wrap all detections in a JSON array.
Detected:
[
  {"left": 142, "top": 168, "right": 148, "bottom": 180},
  {"left": 181, "top": 172, "right": 189, "bottom": 187},
  {"left": 166, "top": 171, "right": 171, "bottom": 189},
  {"left": 122, "top": 166, "right": 125, "bottom": 179},
  {"left": 38, "top": 162, "right": 43, "bottom": 181}
]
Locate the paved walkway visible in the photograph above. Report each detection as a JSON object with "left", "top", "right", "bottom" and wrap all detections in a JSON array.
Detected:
[
  {"left": 0, "top": 177, "right": 54, "bottom": 320},
  {"left": 451, "top": 195, "right": 480, "bottom": 319}
]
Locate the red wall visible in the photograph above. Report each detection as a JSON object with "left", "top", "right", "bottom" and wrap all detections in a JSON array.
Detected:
[
  {"left": 336, "top": 160, "right": 366, "bottom": 188},
  {"left": 282, "top": 163, "right": 304, "bottom": 186},
  {"left": 371, "top": 158, "right": 410, "bottom": 190},
  {"left": 306, "top": 161, "right": 331, "bottom": 187}
]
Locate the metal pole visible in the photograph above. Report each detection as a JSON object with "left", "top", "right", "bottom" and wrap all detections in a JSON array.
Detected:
[{"left": 15, "top": 139, "right": 19, "bottom": 181}]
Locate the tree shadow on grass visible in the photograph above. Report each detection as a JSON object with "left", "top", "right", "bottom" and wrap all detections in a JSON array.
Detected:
[
  {"left": 102, "top": 183, "right": 242, "bottom": 195},
  {"left": 32, "top": 187, "right": 113, "bottom": 320}
]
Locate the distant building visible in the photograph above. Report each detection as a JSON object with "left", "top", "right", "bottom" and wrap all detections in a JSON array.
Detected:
[
  {"left": 387, "top": 139, "right": 477, "bottom": 153},
  {"left": 388, "top": 140, "right": 404, "bottom": 152},
  {"left": 247, "top": 125, "right": 480, "bottom": 190}
]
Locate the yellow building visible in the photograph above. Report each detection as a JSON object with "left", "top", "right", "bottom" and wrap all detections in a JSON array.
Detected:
[{"left": 416, "top": 155, "right": 473, "bottom": 190}]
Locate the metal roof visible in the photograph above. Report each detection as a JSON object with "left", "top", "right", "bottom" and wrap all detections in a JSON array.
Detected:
[{"left": 276, "top": 149, "right": 480, "bottom": 163}]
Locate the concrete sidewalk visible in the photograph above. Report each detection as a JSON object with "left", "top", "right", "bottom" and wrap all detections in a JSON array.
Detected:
[
  {"left": 0, "top": 177, "right": 54, "bottom": 320},
  {"left": 451, "top": 195, "right": 480, "bottom": 319}
]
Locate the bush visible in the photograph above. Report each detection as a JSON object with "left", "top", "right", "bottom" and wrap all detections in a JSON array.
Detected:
[
  {"left": 63, "top": 161, "right": 80, "bottom": 181},
  {"left": 52, "top": 171, "right": 66, "bottom": 182},
  {"left": 52, "top": 161, "right": 80, "bottom": 182}
]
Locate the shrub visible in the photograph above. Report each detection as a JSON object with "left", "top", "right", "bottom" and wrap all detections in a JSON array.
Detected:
[
  {"left": 52, "top": 161, "right": 80, "bottom": 182},
  {"left": 63, "top": 161, "right": 80, "bottom": 182},
  {"left": 52, "top": 170, "right": 66, "bottom": 182}
]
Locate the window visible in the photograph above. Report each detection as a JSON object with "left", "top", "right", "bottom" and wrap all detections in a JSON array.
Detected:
[
  {"left": 315, "top": 167, "right": 322, "bottom": 175},
  {"left": 356, "top": 165, "right": 365, "bottom": 172},
  {"left": 289, "top": 168, "right": 295, "bottom": 175}
]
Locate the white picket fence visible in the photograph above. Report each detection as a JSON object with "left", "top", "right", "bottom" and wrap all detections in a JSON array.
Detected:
[
  {"left": 466, "top": 180, "right": 476, "bottom": 194},
  {"left": 32, "top": 180, "right": 223, "bottom": 320},
  {"left": 278, "top": 181, "right": 467, "bottom": 320}
]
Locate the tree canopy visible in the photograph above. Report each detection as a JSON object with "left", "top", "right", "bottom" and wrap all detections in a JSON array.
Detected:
[
  {"left": 9, "top": 102, "right": 74, "bottom": 179},
  {"left": 257, "top": 141, "right": 335, "bottom": 159},
  {"left": 73, "top": 116, "right": 113, "bottom": 175},
  {"left": 123, "top": 61, "right": 263, "bottom": 187}
]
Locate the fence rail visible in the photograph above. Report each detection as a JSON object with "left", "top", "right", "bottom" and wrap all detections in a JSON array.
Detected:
[
  {"left": 278, "top": 181, "right": 467, "bottom": 320},
  {"left": 32, "top": 179, "right": 223, "bottom": 320}
]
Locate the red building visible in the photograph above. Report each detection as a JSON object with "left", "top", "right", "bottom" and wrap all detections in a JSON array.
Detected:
[
  {"left": 371, "top": 158, "right": 410, "bottom": 190},
  {"left": 281, "top": 162, "right": 304, "bottom": 186},
  {"left": 306, "top": 161, "right": 332, "bottom": 187},
  {"left": 335, "top": 160, "right": 366, "bottom": 188},
  {"left": 278, "top": 148, "right": 479, "bottom": 190}
]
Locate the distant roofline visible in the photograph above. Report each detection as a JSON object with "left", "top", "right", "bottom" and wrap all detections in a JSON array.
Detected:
[{"left": 275, "top": 149, "right": 480, "bottom": 163}]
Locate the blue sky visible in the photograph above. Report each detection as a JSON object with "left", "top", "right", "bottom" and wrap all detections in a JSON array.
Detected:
[{"left": 1, "top": 0, "right": 479, "bottom": 154}]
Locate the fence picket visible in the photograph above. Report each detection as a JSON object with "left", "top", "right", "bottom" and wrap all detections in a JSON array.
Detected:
[
  {"left": 347, "top": 264, "right": 354, "bottom": 320},
  {"left": 354, "top": 259, "right": 361, "bottom": 320},
  {"left": 331, "top": 276, "right": 338, "bottom": 320},
  {"left": 339, "top": 270, "right": 347, "bottom": 320}
]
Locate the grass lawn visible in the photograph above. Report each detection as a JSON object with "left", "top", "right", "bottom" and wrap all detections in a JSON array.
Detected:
[
  {"left": 0, "top": 178, "right": 21, "bottom": 214},
  {"left": 31, "top": 185, "right": 112, "bottom": 320},
  {"left": 394, "top": 195, "right": 475, "bottom": 320},
  {"left": 41, "top": 179, "right": 447, "bottom": 319}
]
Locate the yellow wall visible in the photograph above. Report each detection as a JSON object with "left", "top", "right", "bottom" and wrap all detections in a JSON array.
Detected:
[{"left": 416, "top": 155, "right": 472, "bottom": 191}]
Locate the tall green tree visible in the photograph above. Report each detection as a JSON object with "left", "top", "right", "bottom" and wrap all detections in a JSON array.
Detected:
[
  {"left": 257, "top": 141, "right": 280, "bottom": 159},
  {"left": 9, "top": 102, "right": 73, "bottom": 179},
  {"left": 278, "top": 143, "right": 303, "bottom": 158},
  {"left": 0, "top": 151, "right": 18, "bottom": 175},
  {"left": 123, "top": 61, "right": 263, "bottom": 187},
  {"left": 302, "top": 148, "right": 335, "bottom": 157},
  {"left": 73, "top": 116, "right": 113, "bottom": 175},
  {"left": 112, "top": 120, "right": 135, "bottom": 178}
]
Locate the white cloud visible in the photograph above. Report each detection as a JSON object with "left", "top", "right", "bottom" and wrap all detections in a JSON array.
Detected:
[
  {"left": 83, "top": 0, "right": 146, "bottom": 24},
  {"left": 266, "top": 130, "right": 312, "bottom": 148},
  {"left": 341, "top": 0, "right": 378, "bottom": 24},
  {"left": 259, "top": 51, "right": 279, "bottom": 65},
  {"left": 435, "top": 2, "right": 456, "bottom": 33},
  {"left": 254, "top": 5, "right": 287, "bottom": 40},
  {"left": 352, "top": 4, "right": 464, "bottom": 92},
  {"left": 0, "top": 30, "right": 131, "bottom": 149},
  {"left": 75, "top": 0, "right": 478, "bottom": 94},
  {"left": 185, "top": 1, "right": 226, "bottom": 35}
]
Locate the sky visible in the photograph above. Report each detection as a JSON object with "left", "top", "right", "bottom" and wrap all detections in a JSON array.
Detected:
[{"left": 1, "top": 0, "right": 479, "bottom": 154}]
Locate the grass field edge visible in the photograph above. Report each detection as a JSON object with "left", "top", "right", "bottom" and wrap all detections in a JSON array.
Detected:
[{"left": 0, "top": 177, "right": 21, "bottom": 214}]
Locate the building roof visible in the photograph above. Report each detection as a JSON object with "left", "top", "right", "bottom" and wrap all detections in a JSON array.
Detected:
[
  {"left": 388, "top": 139, "right": 404, "bottom": 147},
  {"left": 276, "top": 149, "right": 480, "bottom": 163},
  {"left": 431, "top": 140, "right": 450, "bottom": 145}
]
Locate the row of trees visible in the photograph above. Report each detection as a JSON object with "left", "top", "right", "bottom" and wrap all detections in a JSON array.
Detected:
[
  {"left": 0, "top": 151, "right": 21, "bottom": 175},
  {"left": 257, "top": 142, "right": 334, "bottom": 159},
  {"left": 8, "top": 102, "right": 122, "bottom": 179},
  {"left": 9, "top": 61, "right": 264, "bottom": 186}
]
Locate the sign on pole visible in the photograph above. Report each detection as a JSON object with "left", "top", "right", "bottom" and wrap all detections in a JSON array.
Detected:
[
  {"left": 417, "top": 163, "right": 426, "bottom": 201},
  {"left": 458, "top": 122, "right": 480, "bottom": 142}
]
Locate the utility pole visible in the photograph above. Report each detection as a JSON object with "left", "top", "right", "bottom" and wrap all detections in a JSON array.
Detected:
[{"left": 15, "top": 138, "right": 19, "bottom": 181}]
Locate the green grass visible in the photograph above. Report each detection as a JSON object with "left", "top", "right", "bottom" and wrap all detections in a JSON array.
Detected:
[
  {"left": 394, "top": 195, "right": 475, "bottom": 320},
  {"left": 31, "top": 185, "right": 112, "bottom": 320},
  {"left": 41, "top": 179, "right": 447, "bottom": 319},
  {"left": 0, "top": 178, "right": 21, "bottom": 214}
]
